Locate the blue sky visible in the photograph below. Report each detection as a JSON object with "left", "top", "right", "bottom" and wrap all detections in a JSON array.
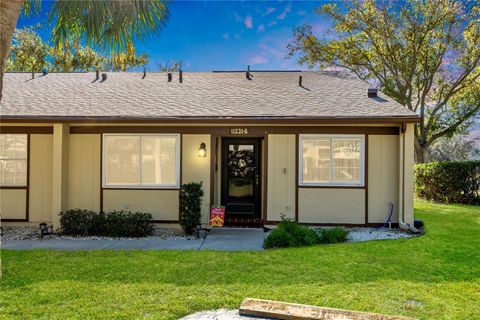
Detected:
[{"left": 17, "top": 1, "right": 336, "bottom": 71}]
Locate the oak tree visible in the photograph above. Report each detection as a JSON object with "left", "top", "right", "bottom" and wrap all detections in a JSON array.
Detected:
[{"left": 288, "top": 0, "right": 480, "bottom": 162}]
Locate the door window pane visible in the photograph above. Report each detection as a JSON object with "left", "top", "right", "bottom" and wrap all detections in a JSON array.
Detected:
[{"left": 227, "top": 144, "right": 255, "bottom": 198}]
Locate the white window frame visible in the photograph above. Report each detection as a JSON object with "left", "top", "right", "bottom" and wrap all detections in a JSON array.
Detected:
[
  {"left": 102, "top": 133, "right": 181, "bottom": 189},
  {"left": 0, "top": 134, "right": 28, "bottom": 187},
  {"left": 299, "top": 134, "right": 365, "bottom": 187}
]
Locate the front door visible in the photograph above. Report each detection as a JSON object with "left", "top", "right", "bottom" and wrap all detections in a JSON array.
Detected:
[{"left": 221, "top": 138, "right": 261, "bottom": 219}]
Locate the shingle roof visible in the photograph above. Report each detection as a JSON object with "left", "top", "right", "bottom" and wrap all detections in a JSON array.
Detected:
[{"left": 0, "top": 71, "right": 418, "bottom": 121}]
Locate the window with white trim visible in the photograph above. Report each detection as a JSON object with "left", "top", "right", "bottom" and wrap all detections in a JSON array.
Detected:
[
  {"left": 299, "top": 135, "right": 364, "bottom": 186},
  {"left": 0, "top": 134, "right": 28, "bottom": 186},
  {"left": 103, "top": 134, "right": 180, "bottom": 188}
]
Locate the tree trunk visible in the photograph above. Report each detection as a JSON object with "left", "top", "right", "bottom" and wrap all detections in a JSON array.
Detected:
[
  {"left": 0, "top": 0, "right": 24, "bottom": 101},
  {"left": 415, "top": 143, "right": 427, "bottom": 163}
]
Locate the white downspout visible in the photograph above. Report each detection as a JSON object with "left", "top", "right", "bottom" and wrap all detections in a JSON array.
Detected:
[{"left": 398, "top": 124, "right": 419, "bottom": 233}]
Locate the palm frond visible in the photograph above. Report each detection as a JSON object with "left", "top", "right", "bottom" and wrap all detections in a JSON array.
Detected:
[
  {"left": 49, "top": 0, "right": 170, "bottom": 55},
  {"left": 21, "top": 0, "right": 41, "bottom": 17}
]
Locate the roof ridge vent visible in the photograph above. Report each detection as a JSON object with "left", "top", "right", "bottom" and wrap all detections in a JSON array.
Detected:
[
  {"left": 368, "top": 88, "right": 378, "bottom": 97},
  {"left": 246, "top": 65, "right": 253, "bottom": 80}
]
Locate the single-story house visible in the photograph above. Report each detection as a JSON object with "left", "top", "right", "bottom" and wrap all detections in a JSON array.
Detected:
[{"left": 0, "top": 71, "right": 419, "bottom": 229}]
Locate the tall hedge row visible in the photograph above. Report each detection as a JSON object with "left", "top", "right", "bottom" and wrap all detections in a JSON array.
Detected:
[{"left": 414, "top": 161, "right": 480, "bottom": 204}]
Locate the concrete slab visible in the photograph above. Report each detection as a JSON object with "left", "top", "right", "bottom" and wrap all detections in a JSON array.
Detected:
[
  {"left": 200, "top": 228, "right": 264, "bottom": 251},
  {"left": 1, "top": 228, "right": 265, "bottom": 251},
  {"left": 1, "top": 239, "right": 117, "bottom": 250},
  {"left": 107, "top": 239, "right": 203, "bottom": 250}
]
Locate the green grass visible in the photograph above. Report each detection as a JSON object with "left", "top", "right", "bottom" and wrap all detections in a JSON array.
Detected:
[{"left": 1, "top": 201, "right": 479, "bottom": 319}]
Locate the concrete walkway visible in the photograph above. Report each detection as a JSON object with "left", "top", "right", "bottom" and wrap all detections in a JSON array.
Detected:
[{"left": 1, "top": 228, "right": 265, "bottom": 251}]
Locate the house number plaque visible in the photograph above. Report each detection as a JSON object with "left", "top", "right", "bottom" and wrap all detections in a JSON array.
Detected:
[{"left": 230, "top": 128, "right": 249, "bottom": 135}]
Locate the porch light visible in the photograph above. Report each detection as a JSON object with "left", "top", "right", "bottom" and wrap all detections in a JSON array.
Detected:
[{"left": 199, "top": 142, "right": 207, "bottom": 157}]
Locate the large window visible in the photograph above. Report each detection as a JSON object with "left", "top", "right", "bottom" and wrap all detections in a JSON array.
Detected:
[
  {"left": 0, "top": 134, "right": 28, "bottom": 187},
  {"left": 299, "top": 134, "right": 364, "bottom": 186},
  {"left": 103, "top": 134, "right": 180, "bottom": 188}
]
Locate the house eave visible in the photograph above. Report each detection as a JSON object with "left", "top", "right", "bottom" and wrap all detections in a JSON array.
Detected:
[{"left": 0, "top": 115, "right": 421, "bottom": 124}]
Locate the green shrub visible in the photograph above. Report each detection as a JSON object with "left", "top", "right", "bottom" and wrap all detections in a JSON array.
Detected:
[
  {"left": 59, "top": 209, "right": 96, "bottom": 235},
  {"left": 263, "top": 227, "right": 294, "bottom": 248},
  {"left": 179, "top": 182, "right": 204, "bottom": 235},
  {"left": 104, "top": 211, "right": 153, "bottom": 237},
  {"left": 59, "top": 209, "right": 153, "bottom": 237},
  {"left": 415, "top": 161, "right": 480, "bottom": 204},
  {"left": 315, "top": 227, "right": 349, "bottom": 244},
  {"left": 264, "top": 217, "right": 318, "bottom": 249}
]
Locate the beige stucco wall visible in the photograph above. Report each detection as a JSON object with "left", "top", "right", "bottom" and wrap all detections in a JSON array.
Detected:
[
  {"left": 267, "top": 134, "right": 296, "bottom": 221},
  {"left": 68, "top": 134, "right": 101, "bottom": 211},
  {"left": 102, "top": 189, "right": 179, "bottom": 221},
  {"left": 0, "top": 189, "right": 27, "bottom": 220},
  {"left": 181, "top": 134, "right": 211, "bottom": 223},
  {"left": 368, "top": 135, "right": 399, "bottom": 223},
  {"left": 2, "top": 123, "right": 415, "bottom": 226},
  {"left": 404, "top": 124, "right": 415, "bottom": 225},
  {"left": 298, "top": 188, "right": 365, "bottom": 224},
  {"left": 29, "top": 134, "right": 53, "bottom": 222}
]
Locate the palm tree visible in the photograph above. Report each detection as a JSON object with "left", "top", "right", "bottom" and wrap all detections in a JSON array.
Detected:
[{"left": 0, "top": 0, "right": 170, "bottom": 100}]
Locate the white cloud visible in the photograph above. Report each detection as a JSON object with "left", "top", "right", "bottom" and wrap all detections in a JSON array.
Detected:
[
  {"left": 265, "top": 7, "right": 276, "bottom": 15},
  {"left": 244, "top": 15, "right": 253, "bottom": 29},
  {"left": 234, "top": 12, "right": 242, "bottom": 22},
  {"left": 276, "top": 4, "right": 291, "bottom": 20},
  {"left": 258, "top": 25, "right": 265, "bottom": 32},
  {"left": 258, "top": 42, "right": 284, "bottom": 61},
  {"left": 249, "top": 55, "right": 269, "bottom": 65},
  {"left": 267, "top": 21, "right": 277, "bottom": 27},
  {"left": 222, "top": 33, "right": 230, "bottom": 40}
]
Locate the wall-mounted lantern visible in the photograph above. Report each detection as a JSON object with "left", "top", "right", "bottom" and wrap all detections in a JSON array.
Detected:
[{"left": 199, "top": 142, "right": 207, "bottom": 157}]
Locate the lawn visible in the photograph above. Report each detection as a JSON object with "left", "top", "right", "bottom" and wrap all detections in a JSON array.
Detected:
[{"left": 1, "top": 201, "right": 479, "bottom": 320}]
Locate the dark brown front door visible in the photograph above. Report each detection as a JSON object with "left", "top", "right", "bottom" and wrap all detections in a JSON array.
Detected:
[{"left": 221, "top": 138, "right": 261, "bottom": 219}]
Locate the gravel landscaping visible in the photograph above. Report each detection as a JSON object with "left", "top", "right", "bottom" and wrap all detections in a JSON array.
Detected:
[
  {"left": 2, "top": 226, "right": 417, "bottom": 243},
  {"left": 0, "top": 226, "right": 189, "bottom": 241},
  {"left": 346, "top": 227, "right": 415, "bottom": 242},
  {"left": 263, "top": 226, "right": 417, "bottom": 244}
]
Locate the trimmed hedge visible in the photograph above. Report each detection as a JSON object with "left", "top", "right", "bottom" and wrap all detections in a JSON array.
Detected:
[
  {"left": 179, "top": 182, "right": 204, "bottom": 235},
  {"left": 414, "top": 161, "right": 480, "bottom": 204},
  {"left": 59, "top": 209, "right": 153, "bottom": 237}
]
